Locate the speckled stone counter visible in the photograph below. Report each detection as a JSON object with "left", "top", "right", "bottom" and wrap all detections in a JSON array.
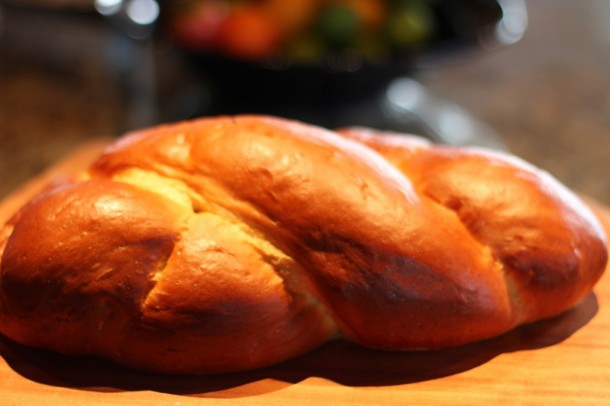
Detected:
[
  {"left": 1, "top": 0, "right": 609, "bottom": 204},
  {"left": 419, "top": 0, "right": 610, "bottom": 204}
]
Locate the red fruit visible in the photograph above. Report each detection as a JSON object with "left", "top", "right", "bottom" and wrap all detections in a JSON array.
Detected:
[{"left": 168, "top": 1, "right": 229, "bottom": 51}]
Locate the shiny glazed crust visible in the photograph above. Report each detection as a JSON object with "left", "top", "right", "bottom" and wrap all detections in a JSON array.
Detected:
[{"left": 0, "top": 115, "right": 607, "bottom": 374}]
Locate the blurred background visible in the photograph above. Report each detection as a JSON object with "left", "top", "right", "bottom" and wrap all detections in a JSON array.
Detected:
[{"left": 0, "top": 0, "right": 609, "bottom": 204}]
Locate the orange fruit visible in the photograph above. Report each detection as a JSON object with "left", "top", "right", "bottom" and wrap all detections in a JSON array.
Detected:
[{"left": 218, "top": 4, "right": 282, "bottom": 60}]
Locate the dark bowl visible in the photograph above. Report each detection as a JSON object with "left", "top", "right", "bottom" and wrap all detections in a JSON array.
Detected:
[{"left": 159, "top": 0, "right": 526, "bottom": 126}]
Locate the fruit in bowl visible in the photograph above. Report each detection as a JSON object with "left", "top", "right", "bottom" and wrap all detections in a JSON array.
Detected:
[{"left": 164, "top": 0, "right": 451, "bottom": 66}]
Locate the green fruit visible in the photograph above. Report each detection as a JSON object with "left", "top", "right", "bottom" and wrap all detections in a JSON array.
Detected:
[
  {"left": 385, "top": 3, "right": 434, "bottom": 47},
  {"left": 315, "top": 4, "right": 359, "bottom": 48}
]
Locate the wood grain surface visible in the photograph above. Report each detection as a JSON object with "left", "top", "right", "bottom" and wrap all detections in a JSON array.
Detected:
[{"left": 1, "top": 143, "right": 609, "bottom": 405}]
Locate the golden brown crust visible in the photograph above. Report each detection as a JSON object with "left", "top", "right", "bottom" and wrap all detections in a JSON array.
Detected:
[{"left": 0, "top": 115, "right": 607, "bottom": 374}]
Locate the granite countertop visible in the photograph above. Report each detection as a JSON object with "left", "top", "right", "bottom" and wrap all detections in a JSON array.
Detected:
[
  {"left": 1, "top": 0, "right": 609, "bottom": 204},
  {"left": 420, "top": 0, "right": 610, "bottom": 205}
]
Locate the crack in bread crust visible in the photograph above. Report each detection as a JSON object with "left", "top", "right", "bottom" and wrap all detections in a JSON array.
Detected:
[{"left": 111, "top": 167, "right": 331, "bottom": 325}]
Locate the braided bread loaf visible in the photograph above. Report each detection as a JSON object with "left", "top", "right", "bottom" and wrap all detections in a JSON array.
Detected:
[{"left": 0, "top": 115, "right": 607, "bottom": 374}]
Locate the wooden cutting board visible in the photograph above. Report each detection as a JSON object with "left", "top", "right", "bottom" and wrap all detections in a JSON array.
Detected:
[{"left": 1, "top": 142, "right": 610, "bottom": 406}]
